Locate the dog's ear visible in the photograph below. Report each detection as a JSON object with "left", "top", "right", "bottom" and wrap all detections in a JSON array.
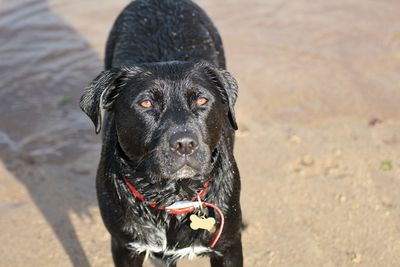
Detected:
[
  {"left": 196, "top": 62, "right": 239, "bottom": 130},
  {"left": 79, "top": 69, "right": 125, "bottom": 134}
]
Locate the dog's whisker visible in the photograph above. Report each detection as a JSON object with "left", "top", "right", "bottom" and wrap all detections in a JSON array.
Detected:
[{"left": 132, "top": 148, "right": 157, "bottom": 171}]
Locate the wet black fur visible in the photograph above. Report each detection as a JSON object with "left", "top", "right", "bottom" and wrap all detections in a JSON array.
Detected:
[{"left": 80, "top": 0, "right": 242, "bottom": 266}]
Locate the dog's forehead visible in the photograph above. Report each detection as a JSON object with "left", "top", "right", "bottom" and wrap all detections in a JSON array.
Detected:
[
  {"left": 150, "top": 77, "right": 193, "bottom": 95},
  {"left": 126, "top": 64, "right": 207, "bottom": 95},
  {"left": 146, "top": 63, "right": 201, "bottom": 84}
]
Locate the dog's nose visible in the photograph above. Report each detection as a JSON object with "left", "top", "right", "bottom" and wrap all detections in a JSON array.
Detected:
[{"left": 169, "top": 132, "right": 199, "bottom": 156}]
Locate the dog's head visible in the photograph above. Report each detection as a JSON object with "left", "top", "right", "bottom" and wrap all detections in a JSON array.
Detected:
[{"left": 80, "top": 61, "right": 238, "bottom": 180}]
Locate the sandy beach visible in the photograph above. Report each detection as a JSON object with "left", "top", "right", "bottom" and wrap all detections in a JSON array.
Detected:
[{"left": 1, "top": 0, "right": 400, "bottom": 266}]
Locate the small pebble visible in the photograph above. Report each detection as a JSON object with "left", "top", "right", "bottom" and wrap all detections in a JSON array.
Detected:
[
  {"left": 352, "top": 253, "right": 362, "bottom": 264},
  {"left": 289, "top": 135, "right": 301, "bottom": 144},
  {"left": 301, "top": 155, "right": 314, "bottom": 167}
]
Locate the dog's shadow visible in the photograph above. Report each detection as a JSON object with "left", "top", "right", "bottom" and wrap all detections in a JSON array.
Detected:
[{"left": 0, "top": 0, "right": 103, "bottom": 266}]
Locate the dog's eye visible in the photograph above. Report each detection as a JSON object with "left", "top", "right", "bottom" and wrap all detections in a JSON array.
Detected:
[
  {"left": 196, "top": 97, "right": 208, "bottom": 106},
  {"left": 139, "top": 100, "right": 153, "bottom": 109}
]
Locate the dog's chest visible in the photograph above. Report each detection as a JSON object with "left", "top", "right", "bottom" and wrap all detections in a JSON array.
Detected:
[
  {"left": 127, "top": 241, "right": 213, "bottom": 261},
  {"left": 128, "top": 226, "right": 213, "bottom": 260},
  {"left": 124, "top": 217, "right": 214, "bottom": 261}
]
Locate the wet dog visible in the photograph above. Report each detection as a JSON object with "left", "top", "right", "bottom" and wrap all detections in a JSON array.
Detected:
[{"left": 80, "top": 0, "right": 242, "bottom": 266}]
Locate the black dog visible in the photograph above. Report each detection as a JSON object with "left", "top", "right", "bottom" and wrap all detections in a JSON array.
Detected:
[{"left": 80, "top": 0, "right": 242, "bottom": 266}]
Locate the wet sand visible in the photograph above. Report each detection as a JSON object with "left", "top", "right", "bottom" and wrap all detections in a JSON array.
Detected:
[{"left": 1, "top": 0, "right": 400, "bottom": 266}]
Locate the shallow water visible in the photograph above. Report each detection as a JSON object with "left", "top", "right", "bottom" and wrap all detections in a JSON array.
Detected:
[{"left": 0, "top": 0, "right": 102, "bottom": 158}]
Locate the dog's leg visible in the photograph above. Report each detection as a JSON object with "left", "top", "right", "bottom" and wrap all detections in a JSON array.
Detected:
[
  {"left": 210, "top": 236, "right": 243, "bottom": 267},
  {"left": 111, "top": 238, "right": 145, "bottom": 267}
]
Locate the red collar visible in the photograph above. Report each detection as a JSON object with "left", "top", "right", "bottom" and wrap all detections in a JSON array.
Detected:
[
  {"left": 122, "top": 176, "right": 209, "bottom": 208},
  {"left": 122, "top": 177, "right": 224, "bottom": 248}
]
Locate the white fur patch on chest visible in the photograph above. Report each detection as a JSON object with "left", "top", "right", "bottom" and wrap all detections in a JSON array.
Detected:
[
  {"left": 124, "top": 217, "right": 220, "bottom": 261},
  {"left": 127, "top": 242, "right": 214, "bottom": 261}
]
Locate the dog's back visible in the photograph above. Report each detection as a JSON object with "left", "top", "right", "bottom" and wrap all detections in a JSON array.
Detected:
[{"left": 105, "top": 0, "right": 226, "bottom": 69}]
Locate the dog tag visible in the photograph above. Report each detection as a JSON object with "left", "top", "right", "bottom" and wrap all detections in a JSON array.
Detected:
[{"left": 190, "top": 214, "right": 216, "bottom": 232}]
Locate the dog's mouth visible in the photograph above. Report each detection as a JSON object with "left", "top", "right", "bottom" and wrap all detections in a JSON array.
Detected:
[
  {"left": 116, "top": 139, "right": 219, "bottom": 180},
  {"left": 174, "top": 165, "right": 197, "bottom": 178},
  {"left": 115, "top": 143, "right": 220, "bottom": 205},
  {"left": 172, "top": 148, "right": 219, "bottom": 179}
]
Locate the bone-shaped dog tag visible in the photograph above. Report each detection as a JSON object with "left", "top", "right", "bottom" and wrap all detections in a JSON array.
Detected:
[{"left": 190, "top": 214, "right": 216, "bottom": 232}]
